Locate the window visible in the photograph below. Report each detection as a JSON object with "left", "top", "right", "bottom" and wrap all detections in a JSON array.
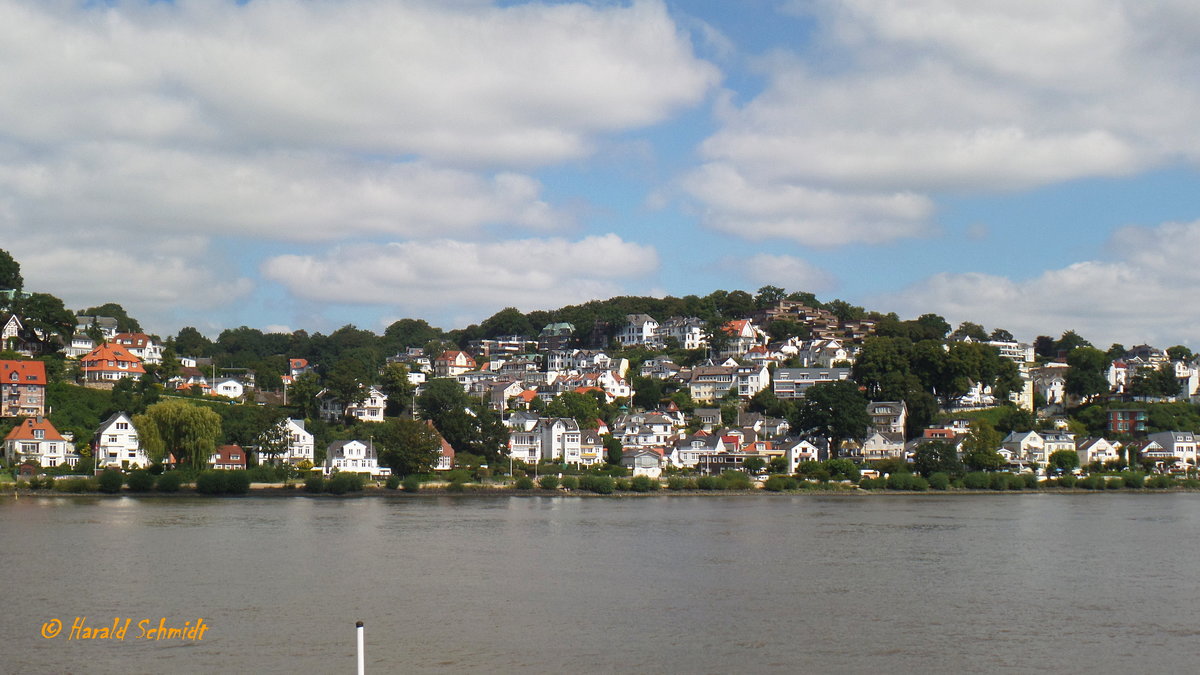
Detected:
[
  {"left": 116, "top": 422, "right": 129, "bottom": 430},
  {"left": 108, "top": 435, "right": 118, "bottom": 443},
  {"left": 33, "top": 429, "right": 44, "bottom": 439}
]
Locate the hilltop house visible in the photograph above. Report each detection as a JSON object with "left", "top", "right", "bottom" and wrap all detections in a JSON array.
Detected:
[
  {"left": 1, "top": 359, "right": 47, "bottom": 418},
  {"left": 80, "top": 343, "right": 145, "bottom": 382},
  {"left": 318, "top": 386, "right": 387, "bottom": 423}
]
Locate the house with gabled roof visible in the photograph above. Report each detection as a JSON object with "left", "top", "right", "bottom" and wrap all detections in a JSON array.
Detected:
[
  {"left": 112, "top": 333, "right": 163, "bottom": 365},
  {"left": 1147, "top": 431, "right": 1198, "bottom": 469},
  {"left": 94, "top": 411, "right": 151, "bottom": 469},
  {"left": 80, "top": 343, "right": 145, "bottom": 382},
  {"left": 209, "top": 445, "right": 247, "bottom": 470},
  {"left": 1075, "top": 437, "right": 1121, "bottom": 468},
  {"left": 620, "top": 447, "right": 665, "bottom": 478},
  {"left": 617, "top": 314, "right": 659, "bottom": 348},
  {"left": 318, "top": 386, "right": 387, "bottom": 423},
  {"left": 434, "top": 350, "right": 477, "bottom": 378},
  {"left": 5, "top": 417, "right": 78, "bottom": 468},
  {"left": 1, "top": 359, "right": 47, "bottom": 418},
  {"left": 322, "top": 439, "right": 390, "bottom": 477}
]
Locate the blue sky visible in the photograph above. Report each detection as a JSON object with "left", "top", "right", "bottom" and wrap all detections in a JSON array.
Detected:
[{"left": 4, "top": 0, "right": 1200, "bottom": 349}]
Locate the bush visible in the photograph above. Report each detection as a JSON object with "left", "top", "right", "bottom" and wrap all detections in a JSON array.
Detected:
[
  {"left": 402, "top": 475, "right": 421, "bottom": 492},
  {"left": 1146, "top": 474, "right": 1174, "bottom": 489},
  {"left": 53, "top": 478, "right": 94, "bottom": 493},
  {"left": 246, "top": 464, "right": 280, "bottom": 483},
  {"left": 514, "top": 476, "right": 535, "bottom": 490},
  {"left": 887, "top": 473, "right": 928, "bottom": 491},
  {"left": 126, "top": 470, "right": 155, "bottom": 492},
  {"left": 560, "top": 476, "right": 579, "bottom": 490},
  {"left": 629, "top": 475, "right": 659, "bottom": 492},
  {"left": 97, "top": 469, "right": 124, "bottom": 494},
  {"left": 1105, "top": 476, "right": 1125, "bottom": 490},
  {"left": 928, "top": 472, "right": 950, "bottom": 491},
  {"left": 1057, "top": 474, "right": 1078, "bottom": 488},
  {"left": 538, "top": 475, "right": 560, "bottom": 490},
  {"left": 763, "top": 475, "right": 798, "bottom": 492},
  {"left": 446, "top": 480, "right": 466, "bottom": 493},
  {"left": 1121, "top": 471, "right": 1145, "bottom": 489},
  {"left": 326, "top": 472, "right": 364, "bottom": 495},
  {"left": 385, "top": 475, "right": 402, "bottom": 490},
  {"left": 963, "top": 472, "right": 991, "bottom": 490},
  {"left": 580, "top": 475, "right": 615, "bottom": 494},
  {"left": 444, "top": 468, "right": 472, "bottom": 484},
  {"left": 305, "top": 475, "right": 326, "bottom": 493},
  {"left": 195, "top": 471, "right": 225, "bottom": 495},
  {"left": 695, "top": 475, "right": 724, "bottom": 491},
  {"left": 1079, "top": 474, "right": 1105, "bottom": 490},
  {"left": 720, "top": 470, "right": 752, "bottom": 490},
  {"left": 614, "top": 479, "right": 631, "bottom": 491},
  {"left": 1022, "top": 473, "right": 1039, "bottom": 489},
  {"left": 858, "top": 476, "right": 886, "bottom": 490},
  {"left": 666, "top": 476, "right": 688, "bottom": 491},
  {"left": 156, "top": 471, "right": 183, "bottom": 492},
  {"left": 225, "top": 471, "right": 251, "bottom": 495},
  {"left": 989, "top": 472, "right": 1010, "bottom": 491}
]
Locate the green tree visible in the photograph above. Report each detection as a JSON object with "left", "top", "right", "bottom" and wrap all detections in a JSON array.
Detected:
[
  {"left": 912, "top": 440, "right": 964, "bottom": 478},
  {"left": 1047, "top": 449, "right": 1080, "bottom": 475},
  {"left": 134, "top": 399, "right": 222, "bottom": 468},
  {"left": 378, "top": 362, "right": 416, "bottom": 417},
  {"left": 79, "top": 303, "right": 141, "bottom": 333},
  {"left": 950, "top": 321, "right": 988, "bottom": 341},
  {"left": 375, "top": 418, "right": 443, "bottom": 476},
  {"left": 1065, "top": 346, "right": 1109, "bottom": 402},
  {"left": 287, "top": 372, "right": 322, "bottom": 419},
  {"left": 0, "top": 248, "right": 22, "bottom": 291},
  {"left": 754, "top": 285, "right": 787, "bottom": 309},
  {"left": 961, "top": 420, "right": 1005, "bottom": 471},
  {"left": 479, "top": 307, "right": 535, "bottom": 338},
  {"left": 1055, "top": 330, "right": 1092, "bottom": 353},
  {"left": 417, "top": 378, "right": 506, "bottom": 462},
  {"left": 383, "top": 318, "right": 443, "bottom": 352},
  {"left": 544, "top": 391, "right": 602, "bottom": 429},
  {"left": 1167, "top": 345, "right": 1194, "bottom": 362},
  {"left": 17, "top": 293, "right": 75, "bottom": 351},
  {"left": 325, "top": 358, "right": 371, "bottom": 418},
  {"left": 791, "top": 380, "right": 869, "bottom": 456},
  {"left": 173, "top": 327, "right": 214, "bottom": 357}
]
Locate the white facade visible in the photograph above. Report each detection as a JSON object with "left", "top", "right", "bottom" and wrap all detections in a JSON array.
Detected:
[
  {"left": 94, "top": 412, "right": 151, "bottom": 469},
  {"left": 323, "top": 440, "right": 390, "bottom": 476}
]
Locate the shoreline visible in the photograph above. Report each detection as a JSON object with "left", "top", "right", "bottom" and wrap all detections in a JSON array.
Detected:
[{"left": 3, "top": 485, "right": 1198, "bottom": 499}]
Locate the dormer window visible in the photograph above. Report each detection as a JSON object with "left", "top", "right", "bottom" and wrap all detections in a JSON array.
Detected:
[{"left": 33, "top": 429, "right": 44, "bottom": 439}]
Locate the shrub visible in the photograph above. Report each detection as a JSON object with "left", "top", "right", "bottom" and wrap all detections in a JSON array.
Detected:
[
  {"left": 580, "top": 475, "right": 615, "bottom": 494},
  {"left": 1182, "top": 478, "right": 1200, "bottom": 489},
  {"left": 53, "top": 478, "right": 94, "bottom": 493},
  {"left": 763, "top": 475, "right": 797, "bottom": 492},
  {"left": 246, "top": 465, "right": 280, "bottom": 483},
  {"left": 195, "top": 471, "right": 226, "bottom": 495},
  {"left": 963, "top": 472, "right": 991, "bottom": 490},
  {"left": 1146, "top": 474, "right": 1174, "bottom": 489},
  {"left": 402, "top": 475, "right": 421, "bottom": 493},
  {"left": 720, "top": 470, "right": 752, "bottom": 490},
  {"left": 97, "top": 469, "right": 124, "bottom": 494},
  {"left": 614, "top": 479, "right": 630, "bottom": 491},
  {"left": 989, "top": 472, "right": 1010, "bottom": 491},
  {"left": 629, "top": 475, "right": 659, "bottom": 492},
  {"left": 1079, "top": 474, "right": 1105, "bottom": 490},
  {"left": 446, "top": 480, "right": 466, "bottom": 493},
  {"left": 156, "top": 471, "right": 183, "bottom": 492},
  {"left": 560, "top": 476, "right": 579, "bottom": 490},
  {"left": 666, "top": 476, "right": 688, "bottom": 491},
  {"left": 1007, "top": 473, "right": 1026, "bottom": 490},
  {"left": 928, "top": 472, "right": 950, "bottom": 491},
  {"left": 1022, "top": 473, "right": 1039, "bottom": 489},
  {"left": 514, "top": 476, "right": 535, "bottom": 490},
  {"left": 1057, "top": 474, "right": 1078, "bottom": 488},
  {"left": 887, "top": 473, "right": 928, "bottom": 491},
  {"left": 327, "top": 472, "right": 364, "bottom": 495},
  {"left": 225, "top": 471, "right": 251, "bottom": 495},
  {"left": 126, "top": 470, "right": 155, "bottom": 492},
  {"left": 1105, "top": 476, "right": 1125, "bottom": 490},
  {"left": 538, "top": 475, "right": 560, "bottom": 490},
  {"left": 695, "top": 475, "right": 724, "bottom": 491},
  {"left": 444, "top": 468, "right": 472, "bottom": 484},
  {"left": 858, "top": 476, "right": 886, "bottom": 490},
  {"left": 1121, "top": 471, "right": 1145, "bottom": 489},
  {"left": 385, "top": 475, "right": 402, "bottom": 490},
  {"left": 305, "top": 475, "right": 326, "bottom": 493}
]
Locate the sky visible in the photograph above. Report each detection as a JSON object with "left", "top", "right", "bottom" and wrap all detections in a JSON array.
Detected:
[{"left": 4, "top": 0, "right": 1200, "bottom": 349}]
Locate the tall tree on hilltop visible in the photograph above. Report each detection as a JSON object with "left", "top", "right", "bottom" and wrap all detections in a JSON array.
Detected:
[{"left": 0, "top": 248, "right": 23, "bottom": 292}]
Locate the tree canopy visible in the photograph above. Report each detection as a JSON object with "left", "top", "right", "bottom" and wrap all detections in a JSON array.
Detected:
[
  {"left": 0, "top": 248, "right": 22, "bottom": 292},
  {"left": 134, "top": 399, "right": 223, "bottom": 468}
]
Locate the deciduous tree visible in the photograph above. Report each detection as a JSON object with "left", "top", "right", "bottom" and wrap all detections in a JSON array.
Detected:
[{"left": 134, "top": 399, "right": 222, "bottom": 468}]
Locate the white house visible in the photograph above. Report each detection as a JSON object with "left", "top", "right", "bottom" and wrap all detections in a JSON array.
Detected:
[
  {"left": 211, "top": 377, "right": 246, "bottom": 400},
  {"left": 4, "top": 417, "right": 79, "bottom": 468},
  {"left": 272, "top": 418, "right": 314, "bottom": 466},
  {"left": 617, "top": 314, "right": 659, "bottom": 347},
  {"left": 620, "top": 448, "right": 665, "bottom": 478},
  {"left": 323, "top": 440, "right": 390, "bottom": 476},
  {"left": 319, "top": 386, "right": 387, "bottom": 423},
  {"left": 93, "top": 412, "right": 151, "bottom": 469}
]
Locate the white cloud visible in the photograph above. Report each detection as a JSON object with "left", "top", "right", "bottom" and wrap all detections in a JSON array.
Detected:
[
  {"left": 261, "top": 234, "right": 660, "bottom": 319},
  {"left": 877, "top": 220, "right": 1200, "bottom": 347},
  {"left": 0, "top": 0, "right": 718, "bottom": 166},
  {"left": 686, "top": 0, "right": 1200, "bottom": 244},
  {"left": 741, "top": 254, "right": 836, "bottom": 293},
  {"left": 0, "top": 146, "right": 559, "bottom": 242},
  {"left": 681, "top": 162, "right": 933, "bottom": 246}
]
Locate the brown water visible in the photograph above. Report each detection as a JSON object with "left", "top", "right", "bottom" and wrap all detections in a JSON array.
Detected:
[{"left": 3, "top": 493, "right": 1199, "bottom": 674}]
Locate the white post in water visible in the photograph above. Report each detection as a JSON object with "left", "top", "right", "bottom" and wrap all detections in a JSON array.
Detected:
[{"left": 356, "top": 621, "right": 365, "bottom": 675}]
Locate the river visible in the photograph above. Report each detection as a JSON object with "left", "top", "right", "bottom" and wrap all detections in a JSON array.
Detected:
[{"left": 3, "top": 493, "right": 1198, "bottom": 673}]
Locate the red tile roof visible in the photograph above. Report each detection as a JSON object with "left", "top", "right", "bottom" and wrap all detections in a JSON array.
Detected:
[
  {"left": 0, "top": 359, "right": 47, "bottom": 386},
  {"left": 4, "top": 417, "right": 64, "bottom": 442}
]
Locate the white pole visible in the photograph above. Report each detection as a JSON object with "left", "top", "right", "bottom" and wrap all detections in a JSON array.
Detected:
[{"left": 356, "top": 621, "right": 365, "bottom": 675}]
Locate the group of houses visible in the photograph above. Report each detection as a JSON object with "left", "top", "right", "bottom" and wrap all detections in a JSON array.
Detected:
[{"left": 6, "top": 301, "right": 1200, "bottom": 480}]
